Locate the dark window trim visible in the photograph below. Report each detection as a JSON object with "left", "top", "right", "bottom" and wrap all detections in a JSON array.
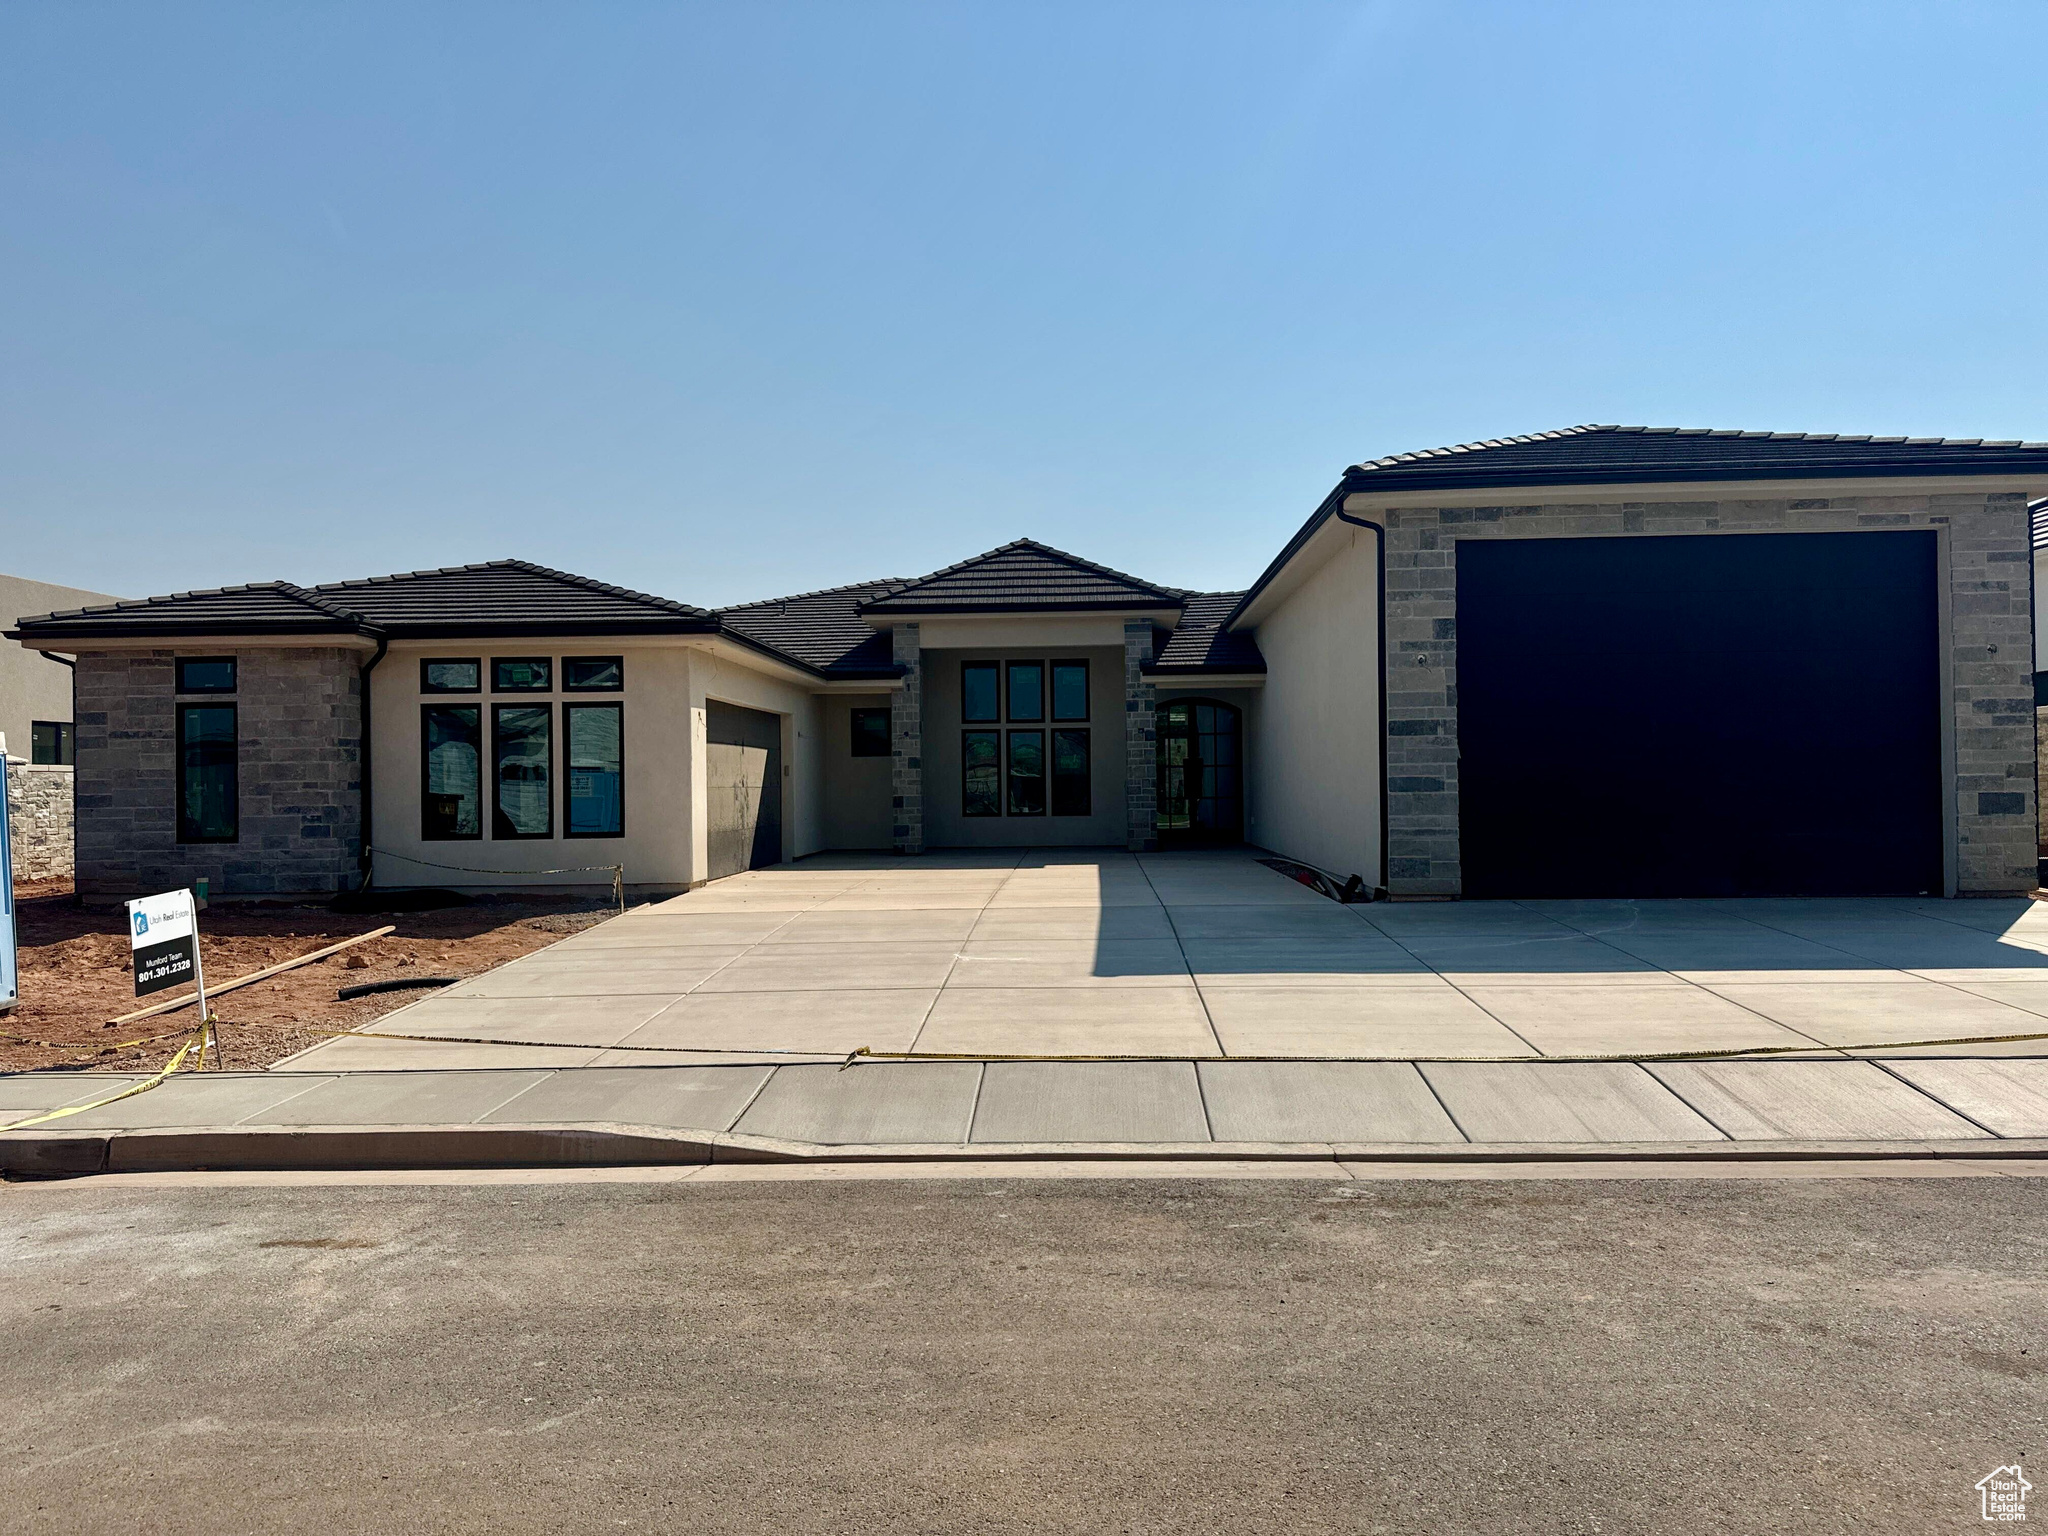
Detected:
[
  {"left": 1051, "top": 727, "right": 1091, "bottom": 817},
  {"left": 175, "top": 656, "right": 237, "bottom": 694},
  {"left": 962, "top": 728, "right": 1001, "bottom": 817},
  {"left": 420, "top": 702, "right": 484, "bottom": 841},
  {"left": 30, "top": 720, "right": 74, "bottom": 765},
  {"left": 1005, "top": 660, "right": 1045, "bottom": 722},
  {"left": 562, "top": 656, "right": 625, "bottom": 693},
  {"left": 961, "top": 660, "right": 1000, "bottom": 723},
  {"left": 421, "top": 658, "right": 482, "bottom": 694},
  {"left": 176, "top": 702, "right": 238, "bottom": 844},
  {"left": 491, "top": 701, "right": 554, "bottom": 839},
  {"left": 563, "top": 700, "right": 626, "bottom": 839},
  {"left": 1050, "top": 659, "right": 1090, "bottom": 722},
  {"left": 492, "top": 656, "right": 554, "bottom": 693},
  {"left": 1006, "top": 727, "right": 1047, "bottom": 817},
  {"left": 849, "top": 706, "right": 891, "bottom": 758}
]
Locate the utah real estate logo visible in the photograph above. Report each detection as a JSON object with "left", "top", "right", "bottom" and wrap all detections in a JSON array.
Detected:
[{"left": 1978, "top": 1466, "right": 2030, "bottom": 1523}]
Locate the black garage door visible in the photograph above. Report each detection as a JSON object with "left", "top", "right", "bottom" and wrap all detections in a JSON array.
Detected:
[
  {"left": 705, "top": 702, "right": 783, "bottom": 881},
  {"left": 1457, "top": 531, "right": 1942, "bottom": 898}
]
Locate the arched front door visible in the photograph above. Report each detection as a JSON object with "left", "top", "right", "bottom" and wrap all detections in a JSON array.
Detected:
[{"left": 1156, "top": 699, "right": 1242, "bottom": 846}]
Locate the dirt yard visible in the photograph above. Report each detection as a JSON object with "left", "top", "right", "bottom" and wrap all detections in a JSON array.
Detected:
[{"left": 2, "top": 879, "right": 619, "bottom": 1073}]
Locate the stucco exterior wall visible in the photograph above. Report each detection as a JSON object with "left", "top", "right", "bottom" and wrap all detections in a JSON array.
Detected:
[
  {"left": 922, "top": 644, "right": 1128, "bottom": 848},
  {"left": 5, "top": 759, "right": 73, "bottom": 880},
  {"left": 1243, "top": 528, "right": 1383, "bottom": 887},
  {"left": 0, "top": 573, "right": 119, "bottom": 757},
  {"left": 1373, "top": 491, "right": 2035, "bottom": 897},
  {"left": 686, "top": 647, "right": 826, "bottom": 875},
  {"left": 73, "top": 647, "right": 362, "bottom": 898},
  {"left": 822, "top": 693, "right": 893, "bottom": 850}
]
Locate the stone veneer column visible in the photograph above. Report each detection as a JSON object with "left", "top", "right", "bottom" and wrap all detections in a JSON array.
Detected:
[
  {"left": 891, "top": 623, "right": 924, "bottom": 855},
  {"left": 1124, "top": 621, "right": 1157, "bottom": 853}
]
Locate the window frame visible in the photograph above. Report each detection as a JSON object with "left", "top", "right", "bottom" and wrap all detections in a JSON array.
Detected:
[
  {"left": 1051, "top": 728, "right": 1091, "bottom": 817},
  {"left": 562, "top": 656, "right": 625, "bottom": 693},
  {"left": 961, "top": 661, "right": 1000, "bottom": 724},
  {"left": 849, "top": 706, "right": 891, "bottom": 758},
  {"left": 175, "top": 656, "right": 237, "bottom": 694},
  {"left": 490, "top": 702, "right": 555, "bottom": 839},
  {"left": 420, "top": 658, "right": 482, "bottom": 694},
  {"left": 1051, "top": 660, "right": 1090, "bottom": 722},
  {"left": 492, "top": 657, "right": 554, "bottom": 693},
  {"left": 420, "top": 703, "right": 484, "bottom": 841},
  {"left": 30, "top": 720, "right": 74, "bottom": 765},
  {"left": 1005, "top": 728, "right": 1047, "bottom": 817},
  {"left": 1005, "top": 660, "right": 1045, "bottom": 722},
  {"left": 563, "top": 701, "right": 626, "bottom": 839},
  {"left": 961, "top": 729, "right": 1001, "bottom": 818},
  {"left": 176, "top": 702, "right": 239, "bottom": 844}
]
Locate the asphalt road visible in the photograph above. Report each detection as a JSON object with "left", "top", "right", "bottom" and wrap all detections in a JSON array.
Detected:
[{"left": 1, "top": 1173, "right": 2041, "bottom": 1534}]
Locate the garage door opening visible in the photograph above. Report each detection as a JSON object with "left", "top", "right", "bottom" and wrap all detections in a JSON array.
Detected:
[
  {"left": 706, "top": 702, "right": 783, "bottom": 881},
  {"left": 1457, "top": 531, "right": 1943, "bottom": 898}
]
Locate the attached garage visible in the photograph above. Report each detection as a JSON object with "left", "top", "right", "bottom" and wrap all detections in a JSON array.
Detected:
[
  {"left": 1456, "top": 531, "right": 1943, "bottom": 898},
  {"left": 705, "top": 701, "right": 783, "bottom": 880}
]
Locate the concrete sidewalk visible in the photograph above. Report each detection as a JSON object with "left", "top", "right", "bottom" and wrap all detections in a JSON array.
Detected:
[{"left": 8, "top": 1055, "right": 2048, "bottom": 1174}]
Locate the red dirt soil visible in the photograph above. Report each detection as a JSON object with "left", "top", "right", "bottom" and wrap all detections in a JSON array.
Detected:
[{"left": 2, "top": 878, "right": 617, "bottom": 1073}]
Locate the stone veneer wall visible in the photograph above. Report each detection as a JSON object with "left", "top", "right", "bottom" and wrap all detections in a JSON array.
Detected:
[
  {"left": 1379, "top": 491, "right": 2037, "bottom": 897},
  {"left": 73, "top": 647, "right": 363, "bottom": 898},
  {"left": 890, "top": 623, "right": 924, "bottom": 855},
  {"left": 5, "top": 760, "right": 73, "bottom": 880},
  {"left": 1123, "top": 622, "right": 1157, "bottom": 852}
]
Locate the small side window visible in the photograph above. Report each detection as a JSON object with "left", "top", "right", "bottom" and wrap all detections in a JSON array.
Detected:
[
  {"left": 494, "top": 657, "right": 553, "bottom": 692},
  {"left": 422, "top": 659, "right": 482, "bottom": 693},
  {"left": 31, "top": 721, "right": 74, "bottom": 765},
  {"left": 176, "top": 657, "right": 237, "bottom": 694},
  {"left": 849, "top": 707, "right": 890, "bottom": 758},
  {"left": 563, "top": 657, "right": 623, "bottom": 691}
]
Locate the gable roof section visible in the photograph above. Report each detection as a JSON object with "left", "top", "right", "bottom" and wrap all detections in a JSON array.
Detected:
[
  {"left": 1344, "top": 423, "right": 2048, "bottom": 494},
  {"left": 717, "top": 579, "right": 909, "bottom": 678},
  {"left": 1147, "top": 592, "right": 1264, "bottom": 675},
  {"left": 9, "top": 559, "right": 717, "bottom": 642},
  {"left": 314, "top": 560, "right": 714, "bottom": 636},
  {"left": 7, "top": 581, "right": 361, "bottom": 639},
  {"left": 859, "top": 539, "right": 1187, "bottom": 615}
]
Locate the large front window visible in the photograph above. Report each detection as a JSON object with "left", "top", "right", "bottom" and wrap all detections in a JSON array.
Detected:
[
  {"left": 422, "top": 705, "right": 482, "bottom": 839},
  {"left": 177, "top": 704, "right": 237, "bottom": 843},
  {"left": 960, "top": 658, "right": 1089, "bottom": 819},
  {"left": 565, "top": 703, "right": 624, "bottom": 837},
  {"left": 492, "top": 704, "right": 553, "bottom": 838}
]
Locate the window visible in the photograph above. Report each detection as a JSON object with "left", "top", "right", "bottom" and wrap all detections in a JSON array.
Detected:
[
  {"left": 421, "top": 706, "right": 482, "bottom": 839},
  {"left": 961, "top": 662, "right": 999, "bottom": 723},
  {"left": 565, "top": 703, "right": 624, "bottom": 837},
  {"left": 422, "top": 659, "right": 481, "bottom": 693},
  {"left": 1052, "top": 729, "right": 1091, "bottom": 816},
  {"left": 30, "top": 721, "right": 73, "bottom": 765},
  {"left": 564, "top": 657, "right": 623, "bottom": 691},
  {"left": 1006, "top": 661, "right": 1044, "bottom": 721},
  {"left": 962, "top": 730, "right": 1000, "bottom": 817},
  {"left": 1051, "top": 661, "right": 1089, "bottom": 721},
  {"left": 492, "top": 704, "right": 552, "bottom": 837},
  {"left": 177, "top": 704, "right": 237, "bottom": 842},
  {"left": 493, "top": 657, "right": 552, "bottom": 692},
  {"left": 850, "top": 706, "right": 890, "bottom": 758},
  {"left": 1006, "top": 730, "right": 1046, "bottom": 816},
  {"left": 176, "top": 657, "right": 236, "bottom": 693}
]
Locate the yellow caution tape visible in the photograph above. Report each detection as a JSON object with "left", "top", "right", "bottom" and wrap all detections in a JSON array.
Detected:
[{"left": 0, "top": 1016, "right": 214, "bottom": 1132}]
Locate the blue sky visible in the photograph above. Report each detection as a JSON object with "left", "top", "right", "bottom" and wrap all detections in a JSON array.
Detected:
[{"left": 4, "top": 2, "right": 2044, "bottom": 607}]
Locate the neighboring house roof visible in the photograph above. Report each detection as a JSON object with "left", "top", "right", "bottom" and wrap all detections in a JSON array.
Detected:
[
  {"left": 8, "top": 560, "right": 717, "bottom": 643},
  {"left": 1147, "top": 592, "right": 1264, "bottom": 675},
  {"left": 1342, "top": 422, "right": 2048, "bottom": 494},
  {"left": 859, "top": 539, "right": 1188, "bottom": 614},
  {"left": 716, "top": 579, "right": 910, "bottom": 679}
]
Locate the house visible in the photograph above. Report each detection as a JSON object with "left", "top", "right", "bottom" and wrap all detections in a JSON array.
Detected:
[
  {"left": 12, "top": 424, "right": 2048, "bottom": 903},
  {"left": 0, "top": 571, "right": 124, "bottom": 879}
]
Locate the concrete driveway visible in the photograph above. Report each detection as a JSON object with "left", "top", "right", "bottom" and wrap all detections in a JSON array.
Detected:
[{"left": 285, "top": 849, "right": 2048, "bottom": 1070}]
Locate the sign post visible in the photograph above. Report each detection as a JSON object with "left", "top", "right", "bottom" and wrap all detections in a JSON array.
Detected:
[
  {"left": 127, "top": 887, "right": 219, "bottom": 1068},
  {"left": 0, "top": 754, "right": 16, "bottom": 1015}
]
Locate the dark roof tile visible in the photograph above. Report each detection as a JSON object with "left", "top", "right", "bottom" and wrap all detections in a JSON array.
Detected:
[
  {"left": 1147, "top": 592, "right": 1265, "bottom": 675},
  {"left": 859, "top": 539, "right": 1186, "bottom": 614},
  {"left": 717, "top": 579, "right": 908, "bottom": 677}
]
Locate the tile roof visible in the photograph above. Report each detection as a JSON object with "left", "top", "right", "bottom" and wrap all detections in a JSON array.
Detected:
[
  {"left": 717, "top": 579, "right": 909, "bottom": 678},
  {"left": 1342, "top": 423, "right": 2048, "bottom": 493},
  {"left": 8, "top": 560, "right": 716, "bottom": 641},
  {"left": 859, "top": 539, "right": 1187, "bottom": 614},
  {"left": 1147, "top": 592, "right": 1265, "bottom": 675}
]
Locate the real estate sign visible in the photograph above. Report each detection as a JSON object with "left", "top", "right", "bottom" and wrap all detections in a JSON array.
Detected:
[
  {"left": 128, "top": 888, "right": 199, "bottom": 997},
  {"left": 0, "top": 755, "right": 16, "bottom": 1012}
]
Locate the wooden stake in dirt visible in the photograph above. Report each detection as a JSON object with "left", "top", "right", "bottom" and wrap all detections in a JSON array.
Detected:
[{"left": 104, "top": 925, "right": 397, "bottom": 1029}]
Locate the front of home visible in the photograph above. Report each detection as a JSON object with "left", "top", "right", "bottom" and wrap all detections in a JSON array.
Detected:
[{"left": 14, "top": 424, "right": 2048, "bottom": 903}]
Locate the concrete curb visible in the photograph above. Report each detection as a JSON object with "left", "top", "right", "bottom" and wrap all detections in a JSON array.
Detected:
[{"left": 7, "top": 1123, "right": 2048, "bottom": 1176}]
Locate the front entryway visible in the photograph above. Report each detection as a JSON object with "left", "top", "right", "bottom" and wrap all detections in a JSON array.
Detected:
[
  {"left": 1457, "top": 531, "right": 1944, "bottom": 897},
  {"left": 1156, "top": 699, "right": 1243, "bottom": 846},
  {"left": 706, "top": 702, "right": 783, "bottom": 880}
]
